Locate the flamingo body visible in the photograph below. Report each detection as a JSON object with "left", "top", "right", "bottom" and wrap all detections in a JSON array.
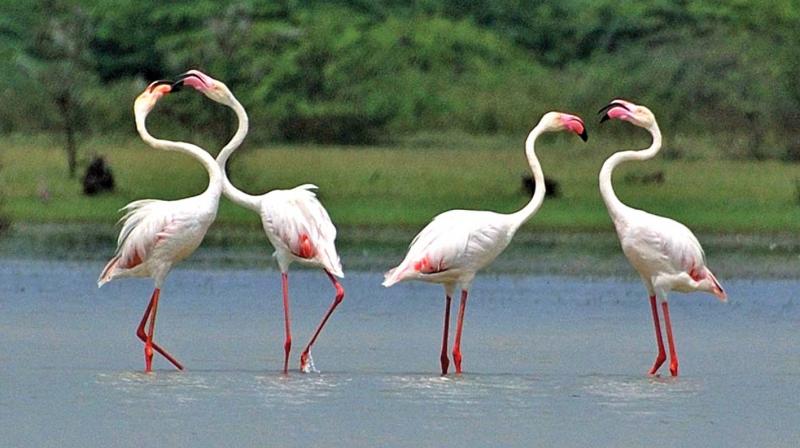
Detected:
[
  {"left": 97, "top": 80, "right": 223, "bottom": 372},
  {"left": 599, "top": 99, "right": 725, "bottom": 377},
  {"left": 613, "top": 208, "right": 722, "bottom": 297},
  {"left": 260, "top": 184, "right": 343, "bottom": 277},
  {"left": 383, "top": 111, "right": 588, "bottom": 375},
  {"left": 171, "top": 70, "right": 344, "bottom": 373},
  {"left": 383, "top": 210, "right": 515, "bottom": 292},
  {"left": 98, "top": 196, "right": 217, "bottom": 287}
]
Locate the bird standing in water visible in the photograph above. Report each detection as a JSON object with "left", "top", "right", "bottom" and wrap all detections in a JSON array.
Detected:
[
  {"left": 598, "top": 99, "right": 726, "bottom": 377},
  {"left": 98, "top": 81, "right": 223, "bottom": 372},
  {"left": 383, "top": 112, "right": 588, "bottom": 375},
  {"left": 171, "top": 70, "right": 344, "bottom": 374}
]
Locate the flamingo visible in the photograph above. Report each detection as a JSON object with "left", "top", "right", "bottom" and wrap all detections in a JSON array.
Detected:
[
  {"left": 598, "top": 99, "right": 727, "bottom": 377},
  {"left": 97, "top": 80, "right": 223, "bottom": 372},
  {"left": 171, "top": 70, "right": 344, "bottom": 374},
  {"left": 383, "top": 112, "right": 588, "bottom": 375}
]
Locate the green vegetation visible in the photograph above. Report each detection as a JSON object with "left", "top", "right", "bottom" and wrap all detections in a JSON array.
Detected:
[
  {"left": 1, "top": 1, "right": 798, "bottom": 243},
  {"left": 2, "top": 134, "right": 798, "bottom": 234},
  {"left": 1, "top": 1, "right": 799, "bottom": 154}
]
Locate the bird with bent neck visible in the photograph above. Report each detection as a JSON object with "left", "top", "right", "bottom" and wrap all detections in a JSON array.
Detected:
[
  {"left": 171, "top": 70, "right": 344, "bottom": 374},
  {"left": 383, "top": 111, "right": 588, "bottom": 375},
  {"left": 98, "top": 80, "right": 223, "bottom": 372},
  {"left": 598, "top": 99, "right": 726, "bottom": 377}
]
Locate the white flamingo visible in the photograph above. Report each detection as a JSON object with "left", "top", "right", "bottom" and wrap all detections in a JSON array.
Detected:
[
  {"left": 383, "top": 112, "right": 588, "bottom": 375},
  {"left": 598, "top": 99, "right": 727, "bottom": 377},
  {"left": 171, "top": 70, "right": 344, "bottom": 374},
  {"left": 98, "top": 80, "right": 223, "bottom": 372}
]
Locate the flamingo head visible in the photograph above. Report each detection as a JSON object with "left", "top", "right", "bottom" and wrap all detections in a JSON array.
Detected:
[
  {"left": 171, "top": 70, "right": 234, "bottom": 106},
  {"left": 598, "top": 99, "right": 656, "bottom": 129},
  {"left": 133, "top": 80, "right": 172, "bottom": 116},
  {"left": 541, "top": 112, "right": 588, "bottom": 141}
]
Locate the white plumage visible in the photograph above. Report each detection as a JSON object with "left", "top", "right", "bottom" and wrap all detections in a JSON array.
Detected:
[
  {"left": 97, "top": 80, "right": 223, "bottom": 372},
  {"left": 599, "top": 99, "right": 725, "bottom": 377},
  {"left": 98, "top": 196, "right": 217, "bottom": 287},
  {"left": 383, "top": 210, "right": 514, "bottom": 294},
  {"left": 172, "top": 70, "right": 344, "bottom": 374},
  {"left": 260, "top": 184, "right": 343, "bottom": 277},
  {"left": 383, "top": 111, "right": 589, "bottom": 375}
]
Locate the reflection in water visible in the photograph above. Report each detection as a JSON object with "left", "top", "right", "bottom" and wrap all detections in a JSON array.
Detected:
[
  {"left": 96, "top": 371, "right": 216, "bottom": 408},
  {"left": 252, "top": 373, "right": 349, "bottom": 408},
  {"left": 380, "top": 373, "right": 545, "bottom": 414},
  {"left": 579, "top": 374, "right": 703, "bottom": 418}
]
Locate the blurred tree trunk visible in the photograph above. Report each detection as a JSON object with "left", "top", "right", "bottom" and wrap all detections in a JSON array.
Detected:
[
  {"left": 16, "top": 1, "right": 95, "bottom": 179},
  {"left": 56, "top": 93, "right": 78, "bottom": 178}
]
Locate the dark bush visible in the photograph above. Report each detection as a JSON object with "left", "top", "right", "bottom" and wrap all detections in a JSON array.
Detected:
[
  {"left": 521, "top": 174, "right": 560, "bottom": 198},
  {"left": 82, "top": 156, "right": 115, "bottom": 195}
]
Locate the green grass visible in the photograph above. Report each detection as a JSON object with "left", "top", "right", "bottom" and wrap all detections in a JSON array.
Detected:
[{"left": 1, "top": 133, "right": 799, "bottom": 234}]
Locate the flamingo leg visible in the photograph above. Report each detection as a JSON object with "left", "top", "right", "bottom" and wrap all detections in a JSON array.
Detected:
[
  {"left": 281, "top": 272, "right": 292, "bottom": 374},
  {"left": 647, "top": 295, "right": 666, "bottom": 375},
  {"left": 661, "top": 302, "right": 679, "bottom": 376},
  {"left": 440, "top": 295, "right": 452, "bottom": 375},
  {"left": 299, "top": 271, "right": 345, "bottom": 372},
  {"left": 136, "top": 288, "right": 184, "bottom": 372},
  {"left": 452, "top": 289, "right": 468, "bottom": 374}
]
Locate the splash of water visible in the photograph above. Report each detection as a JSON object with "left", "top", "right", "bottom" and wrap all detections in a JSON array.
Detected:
[{"left": 301, "top": 353, "right": 319, "bottom": 374}]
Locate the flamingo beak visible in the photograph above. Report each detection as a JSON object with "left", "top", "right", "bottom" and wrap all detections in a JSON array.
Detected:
[
  {"left": 578, "top": 126, "right": 588, "bottom": 142},
  {"left": 171, "top": 72, "right": 207, "bottom": 92},
  {"left": 562, "top": 116, "right": 588, "bottom": 141},
  {"left": 598, "top": 101, "right": 631, "bottom": 123},
  {"left": 146, "top": 80, "right": 172, "bottom": 95}
]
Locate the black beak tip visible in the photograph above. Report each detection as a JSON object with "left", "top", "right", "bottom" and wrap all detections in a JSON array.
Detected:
[
  {"left": 599, "top": 114, "right": 610, "bottom": 124},
  {"left": 170, "top": 79, "right": 185, "bottom": 92},
  {"left": 579, "top": 130, "right": 589, "bottom": 141}
]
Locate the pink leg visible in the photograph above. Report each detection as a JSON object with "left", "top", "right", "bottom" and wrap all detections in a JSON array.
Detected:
[
  {"left": 136, "top": 288, "right": 183, "bottom": 372},
  {"left": 440, "top": 295, "right": 452, "bottom": 375},
  {"left": 299, "top": 271, "right": 345, "bottom": 372},
  {"left": 452, "top": 290, "right": 468, "bottom": 374},
  {"left": 647, "top": 295, "right": 666, "bottom": 375},
  {"left": 661, "top": 302, "right": 679, "bottom": 376},
  {"left": 281, "top": 272, "right": 292, "bottom": 375}
]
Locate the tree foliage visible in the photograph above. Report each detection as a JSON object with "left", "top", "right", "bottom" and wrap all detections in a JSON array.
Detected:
[{"left": 0, "top": 0, "right": 798, "bottom": 158}]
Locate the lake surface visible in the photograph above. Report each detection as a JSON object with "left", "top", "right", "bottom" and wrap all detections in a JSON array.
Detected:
[{"left": 1, "top": 258, "right": 798, "bottom": 447}]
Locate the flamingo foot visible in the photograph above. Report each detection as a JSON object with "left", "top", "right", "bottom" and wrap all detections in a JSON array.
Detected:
[
  {"left": 669, "top": 360, "right": 679, "bottom": 377},
  {"left": 440, "top": 353, "right": 450, "bottom": 376},
  {"left": 300, "top": 350, "right": 318, "bottom": 373},
  {"left": 144, "top": 344, "right": 154, "bottom": 373},
  {"left": 283, "top": 339, "right": 292, "bottom": 375},
  {"left": 648, "top": 353, "right": 666, "bottom": 376},
  {"left": 452, "top": 351, "right": 462, "bottom": 375}
]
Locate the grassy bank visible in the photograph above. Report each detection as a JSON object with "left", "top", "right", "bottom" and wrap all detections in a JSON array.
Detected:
[{"left": 1, "top": 133, "right": 799, "bottom": 234}]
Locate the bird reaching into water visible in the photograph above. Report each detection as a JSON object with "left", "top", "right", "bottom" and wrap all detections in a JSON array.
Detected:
[
  {"left": 98, "top": 80, "right": 223, "bottom": 372},
  {"left": 383, "top": 112, "right": 588, "bottom": 375},
  {"left": 598, "top": 99, "right": 726, "bottom": 377},
  {"left": 171, "top": 70, "right": 344, "bottom": 374}
]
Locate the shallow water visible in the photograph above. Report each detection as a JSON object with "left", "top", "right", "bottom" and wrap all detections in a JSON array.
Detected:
[{"left": 1, "top": 259, "right": 799, "bottom": 447}]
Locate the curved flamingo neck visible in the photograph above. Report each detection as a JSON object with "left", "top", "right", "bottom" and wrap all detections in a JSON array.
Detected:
[
  {"left": 135, "top": 111, "right": 222, "bottom": 198},
  {"left": 599, "top": 121, "right": 662, "bottom": 221},
  {"left": 215, "top": 95, "right": 260, "bottom": 211},
  {"left": 510, "top": 124, "right": 547, "bottom": 227}
]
